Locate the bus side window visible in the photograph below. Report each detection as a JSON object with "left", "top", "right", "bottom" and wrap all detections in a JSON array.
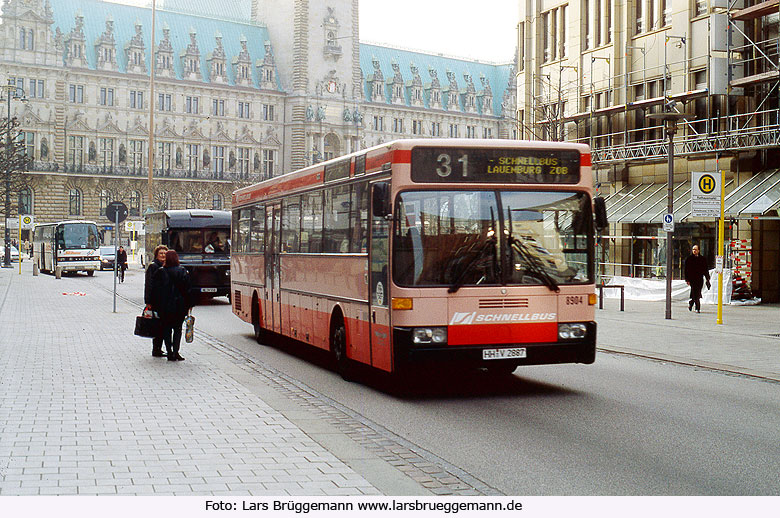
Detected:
[{"left": 350, "top": 182, "right": 369, "bottom": 253}]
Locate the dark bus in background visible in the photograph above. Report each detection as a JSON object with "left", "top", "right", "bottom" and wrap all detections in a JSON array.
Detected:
[{"left": 144, "top": 210, "right": 231, "bottom": 300}]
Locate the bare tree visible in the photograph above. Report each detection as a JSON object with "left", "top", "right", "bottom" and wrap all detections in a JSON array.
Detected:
[{"left": 0, "top": 117, "right": 32, "bottom": 219}]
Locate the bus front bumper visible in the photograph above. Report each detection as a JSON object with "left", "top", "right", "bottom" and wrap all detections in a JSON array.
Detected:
[
  {"left": 59, "top": 262, "right": 100, "bottom": 272},
  {"left": 393, "top": 321, "right": 597, "bottom": 368}
]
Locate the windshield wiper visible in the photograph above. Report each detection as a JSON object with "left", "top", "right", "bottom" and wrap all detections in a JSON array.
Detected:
[
  {"left": 448, "top": 210, "right": 500, "bottom": 294},
  {"left": 506, "top": 206, "right": 559, "bottom": 292}
]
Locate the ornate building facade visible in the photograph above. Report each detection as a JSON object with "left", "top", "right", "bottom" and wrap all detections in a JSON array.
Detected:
[{"left": 0, "top": 0, "right": 516, "bottom": 241}]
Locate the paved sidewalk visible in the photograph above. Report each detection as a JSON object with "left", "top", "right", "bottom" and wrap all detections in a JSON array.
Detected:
[
  {"left": 597, "top": 296, "right": 780, "bottom": 381},
  {"left": 0, "top": 265, "right": 384, "bottom": 496}
]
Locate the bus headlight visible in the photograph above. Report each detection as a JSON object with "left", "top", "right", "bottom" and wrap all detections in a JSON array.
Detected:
[
  {"left": 412, "top": 327, "right": 447, "bottom": 345},
  {"left": 558, "top": 323, "right": 587, "bottom": 340}
]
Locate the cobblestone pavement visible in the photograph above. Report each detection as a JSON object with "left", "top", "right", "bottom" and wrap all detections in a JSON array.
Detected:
[{"left": 0, "top": 264, "right": 499, "bottom": 496}]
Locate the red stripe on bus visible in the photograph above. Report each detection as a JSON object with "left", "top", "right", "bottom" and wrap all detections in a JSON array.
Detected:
[
  {"left": 365, "top": 151, "right": 394, "bottom": 171},
  {"left": 580, "top": 153, "right": 591, "bottom": 167},
  {"left": 448, "top": 323, "right": 558, "bottom": 346},
  {"left": 393, "top": 149, "right": 411, "bottom": 164}
]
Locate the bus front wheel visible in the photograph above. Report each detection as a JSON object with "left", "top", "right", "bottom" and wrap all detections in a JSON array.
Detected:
[{"left": 87, "top": 270, "right": 94, "bottom": 277}]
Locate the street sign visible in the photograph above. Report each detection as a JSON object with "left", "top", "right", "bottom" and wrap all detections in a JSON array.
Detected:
[
  {"left": 125, "top": 220, "right": 145, "bottom": 232},
  {"left": 662, "top": 213, "right": 674, "bottom": 232},
  {"left": 20, "top": 215, "right": 34, "bottom": 229},
  {"left": 715, "top": 255, "right": 724, "bottom": 273},
  {"left": 691, "top": 172, "right": 721, "bottom": 217},
  {"left": 5, "top": 218, "right": 19, "bottom": 230},
  {"left": 105, "top": 201, "right": 129, "bottom": 223}
]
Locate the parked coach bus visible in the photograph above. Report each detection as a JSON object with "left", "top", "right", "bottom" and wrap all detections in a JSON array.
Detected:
[
  {"left": 144, "top": 210, "right": 231, "bottom": 300},
  {"left": 32, "top": 220, "right": 101, "bottom": 275},
  {"left": 231, "top": 139, "right": 608, "bottom": 379}
]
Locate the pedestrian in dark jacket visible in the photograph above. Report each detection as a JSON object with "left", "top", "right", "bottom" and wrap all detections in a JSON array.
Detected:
[
  {"left": 144, "top": 245, "right": 168, "bottom": 357},
  {"left": 117, "top": 246, "right": 128, "bottom": 282},
  {"left": 684, "top": 244, "right": 710, "bottom": 313},
  {"left": 152, "top": 250, "right": 193, "bottom": 361}
]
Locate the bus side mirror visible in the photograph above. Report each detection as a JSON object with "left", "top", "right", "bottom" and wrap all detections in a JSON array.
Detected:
[
  {"left": 594, "top": 197, "right": 608, "bottom": 232},
  {"left": 372, "top": 182, "right": 391, "bottom": 218}
]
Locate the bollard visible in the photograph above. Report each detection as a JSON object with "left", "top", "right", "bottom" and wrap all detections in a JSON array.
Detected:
[
  {"left": 33, "top": 262, "right": 39, "bottom": 276},
  {"left": 55, "top": 266, "right": 62, "bottom": 279}
]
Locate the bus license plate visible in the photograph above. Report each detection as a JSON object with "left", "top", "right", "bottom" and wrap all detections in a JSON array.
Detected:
[
  {"left": 483, "top": 348, "right": 526, "bottom": 360},
  {"left": 201, "top": 288, "right": 217, "bottom": 293}
]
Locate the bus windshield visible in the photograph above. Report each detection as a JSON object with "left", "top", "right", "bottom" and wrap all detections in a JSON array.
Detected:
[
  {"left": 169, "top": 229, "right": 230, "bottom": 255},
  {"left": 393, "top": 190, "right": 592, "bottom": 288},
  {"left": 56, "top": 223, "right": 99, "bottom": 250}
]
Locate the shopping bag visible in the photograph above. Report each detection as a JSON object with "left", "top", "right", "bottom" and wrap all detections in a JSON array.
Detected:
[
  {"left": 184, "top": 311, "right": 195, "bottom": 343},
  {"left": 134, "top": 308, "right": 161, "bottom": 338}
]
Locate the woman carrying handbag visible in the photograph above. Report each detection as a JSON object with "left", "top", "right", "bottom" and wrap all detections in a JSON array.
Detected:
[{"left": 151, "top": 250, "right": 193, "bottom": 361}]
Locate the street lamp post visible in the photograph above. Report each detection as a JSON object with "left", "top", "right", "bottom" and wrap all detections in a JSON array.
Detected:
[
  {"left": 2, "top": 82, "right": 26, "bottom": 268},
  {"left": 648, "top": 107, "right": 691, "bottom": 319}
]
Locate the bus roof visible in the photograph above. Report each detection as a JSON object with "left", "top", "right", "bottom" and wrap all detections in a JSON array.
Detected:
[
  {"left": 34, "top": 220, "right": 98, "bottom": 227},
  {"left": 232, "top": 138, "right": 591, "bottom": 208},
  {"left": 148, "top": 210, "right": 231, "bottom": 229}
]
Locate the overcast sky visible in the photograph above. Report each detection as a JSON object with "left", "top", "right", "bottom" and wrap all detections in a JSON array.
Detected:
[{"left": 109, "top": 0, "right": 518, "bottom": 63}]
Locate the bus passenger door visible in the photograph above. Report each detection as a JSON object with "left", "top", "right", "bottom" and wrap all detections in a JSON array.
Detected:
[
  {"left": 369, "top": 182, "right": 392, "bottom": 371},
  {"left": 265, "top": 204, "right": 282, "bottom": 334}
]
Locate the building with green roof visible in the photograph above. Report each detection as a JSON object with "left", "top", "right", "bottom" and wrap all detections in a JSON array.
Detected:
[{"left": 0, "top": 0, "right": 516, "bottom": 234}]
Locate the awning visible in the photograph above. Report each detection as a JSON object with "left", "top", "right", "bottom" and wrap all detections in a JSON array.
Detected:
[{"left": 725, "top": 169, "right": 780, "bottom": 218}]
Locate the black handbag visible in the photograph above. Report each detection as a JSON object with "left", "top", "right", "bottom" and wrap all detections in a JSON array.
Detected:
[{"left": 134, "top": 309, "right": 161, "bottom": 338}]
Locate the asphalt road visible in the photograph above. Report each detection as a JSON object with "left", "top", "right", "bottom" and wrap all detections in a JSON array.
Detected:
[{"left": 103, "top": 266, "right": 780, "bottom": 495}]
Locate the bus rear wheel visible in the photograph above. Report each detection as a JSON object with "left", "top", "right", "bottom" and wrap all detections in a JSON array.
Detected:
[
  {"left": 252, "top": 296, "right": 267, "bottom": 344},
  {"left": 331, "top": 320, "right": 353, "bottom": 381},
  {"left": 87, "top": 270, "right": 94, "bottom": 277},
  {"left": 486, "top": 363, "right": 517, "bottom": 376}
]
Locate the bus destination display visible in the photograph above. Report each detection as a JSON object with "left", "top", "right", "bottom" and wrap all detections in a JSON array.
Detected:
[{"left": 411, "top": 147, "right": 581, "bottom": 184}]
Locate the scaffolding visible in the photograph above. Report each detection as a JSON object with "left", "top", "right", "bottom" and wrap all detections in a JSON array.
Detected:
[{"left": 529, "top": 4, "right": 780, "bottom": 167}]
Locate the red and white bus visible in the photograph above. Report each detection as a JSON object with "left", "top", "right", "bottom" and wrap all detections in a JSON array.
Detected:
[{"left": 231, "top": 139, "right": 607, "bottom": 379}]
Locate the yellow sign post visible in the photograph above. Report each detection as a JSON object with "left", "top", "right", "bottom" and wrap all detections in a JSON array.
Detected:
[{"left": 18, "top": 215, "right": 22, "bottom": 275}]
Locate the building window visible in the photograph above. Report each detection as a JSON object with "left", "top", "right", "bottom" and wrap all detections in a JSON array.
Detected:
[
  {"left": 695, "top": 0, "right": 707, "bottom": 16},
  {"left": 130, "top": 90, "right": 144, "bottom": 109},
  {"left": 373, "top": 116, "right": 384, "bottom": 131},
  {"left": 187, "top": 144, "right": 199, "bottom": 173},
  {"left": 585, "top": 0, "right": 591, "bottom": 49},
  {"left": 212, "top": 193, "right": 223, "bottom": 211},
  {"left": 431, "top": 122, "right": 441, "bottom": 136},
  {"left": 27, "top": 79, "right": 44, "bottom": 98},
  {"left": 185, "top": 96, "right": 199, "bottom": 114},
  {"left": 263, "top": 149, "right": 275, "bottom": 179},
  {"left": 483, "top": 127, "right": 493, "bottom": 138},
  {"left": 99, "top": 87, "right": 114, "bottom": 106},
  {"left": 393, "top": 118, "right": 404, "bottom": 133},
  {"left": 129, "top": 191, "right": 141, "bottom": 217},
  {"left": 130, "top": 140, "right": 144, "bottom": 172},
  {"left": 99, "top": 190, "right": 109, "bottom": 216},
  {"left": 69, "top": 189, "right": 82, "bottom": 216},
  {"left": 448, "top": 124, "right": 459, "bottom": 138},
  {"left": 158, "top": 141, "right": 172, "bottom": 171},
  {"left": 212, "top": 146, "right": 225, "bottom": 177},
  {"left": 158, "top": 93, "right": 172, "bottom": 111},
  {"left": 263, "top": 104, "right": 275, "bottom": 121},
  {"left": 412, "top": 120, "right": 423, "bottom": 135},
  {"left": 560, "top": 6, "right": 567, "bottom": 57},
  {"left": 18, "top": 187, "right": 32, "bottom": 215},
  {"left": 466, "top": 125, "right": 476, "bottom": 138},
  {"left": 20, "top": 131, "right": 34, "bottom": 159},
  {"left": 212, "top": 99, "right": 225, "bottom": 116},
  {"left": 68, "top": 136, "right": 84, "bottom": 169},
  {"left": 237, "top": 147, "right": 250, "bottom": 178},
  {"left": 238, "top": 101, "right": 251, "bottom": 119},
  {"left": 99, "top": 138, "right": 114, "bottom": 169},
  {"left": 69, "top": 84, "right": 84, "bottom": 103}
]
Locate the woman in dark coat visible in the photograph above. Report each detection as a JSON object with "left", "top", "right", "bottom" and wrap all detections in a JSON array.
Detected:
[
  {"left": 684, "top": 244, "right": 711, "bottom": 313},
  {"left": 144, "top": 245, "right": 168, "bottom": 357},
  {"left": 152, "top": 250, "right": 193, "bottom": 361}
]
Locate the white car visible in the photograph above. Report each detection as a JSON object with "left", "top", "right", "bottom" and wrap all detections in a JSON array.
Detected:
[{"left": 2, "top": 244, "right": 20, "bottom": 262}]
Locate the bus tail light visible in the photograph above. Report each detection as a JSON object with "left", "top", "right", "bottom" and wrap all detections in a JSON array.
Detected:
[
  {"left": 392, "top": 297, "right": 413, "bottom": 310},
  {"left": 588, "top": 293, "right": 597, "bottom": 305},
  {"left": 412, "top": 327, "right": 447, "bottom": 344},
  {"left": 558, "top": 323, "right": 588, "bottom": 340}
]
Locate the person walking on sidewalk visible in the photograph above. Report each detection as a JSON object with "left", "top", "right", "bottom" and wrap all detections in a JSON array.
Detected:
[
  {"left": 144, "top": 245, "right": 168, "bottom": 357},
  {"left": 152, "top": 250, "right": 192, "bottom": 362},
  {"left": 685, "top": 244, "right": 710, "bottom": 313},
  {"left": 117, "top": 246, "right": 128, "bottom": 283}
]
